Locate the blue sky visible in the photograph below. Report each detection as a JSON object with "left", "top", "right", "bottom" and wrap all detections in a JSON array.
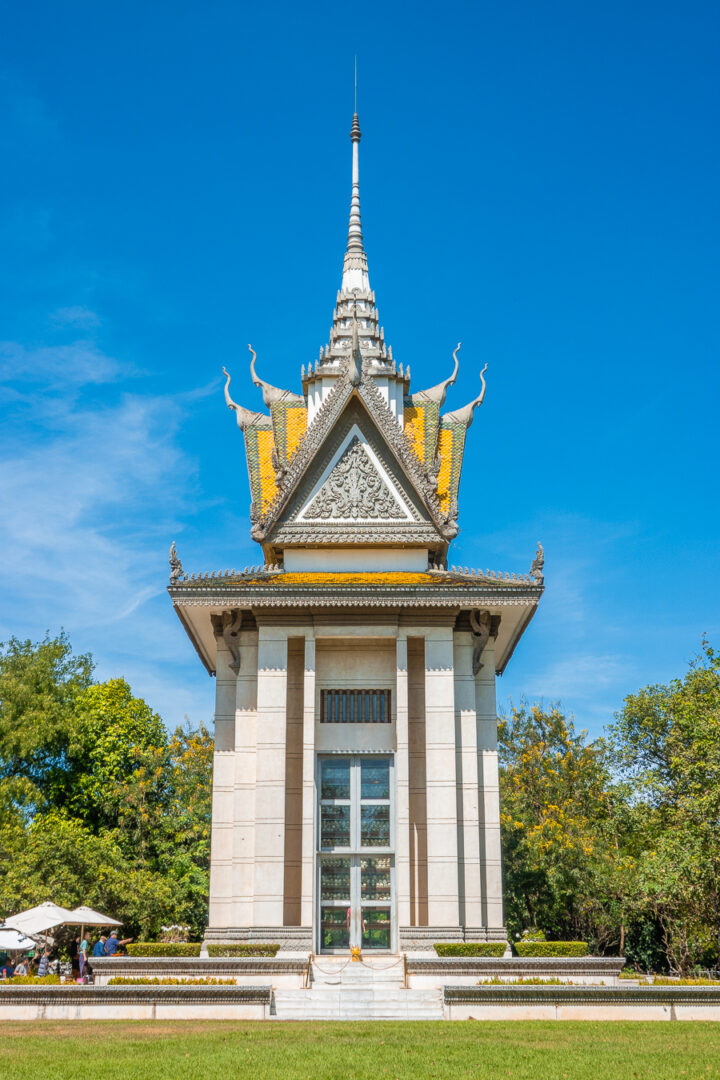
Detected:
[{"left": 1, "top": 0, "right": 718, "bottom": 737}]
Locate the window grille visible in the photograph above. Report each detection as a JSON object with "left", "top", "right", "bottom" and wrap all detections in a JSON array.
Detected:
[{"left": 320, "top": 689, "right": 391, "bottom": 724}]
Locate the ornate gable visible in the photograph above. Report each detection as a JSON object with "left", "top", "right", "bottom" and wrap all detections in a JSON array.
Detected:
[
  {"left": 300, "top": 434, "right": 411, "bottom": 523},
  {"left": 264, "top": 391, "right": 445, "bottom": 551}
]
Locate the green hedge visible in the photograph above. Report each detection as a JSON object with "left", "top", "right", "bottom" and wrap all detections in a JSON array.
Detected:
[
  {"left": 126, "top": 943, "right": 201, "bottom": 957},
  {"left": 207, "top": 944, "right": 280, "bottom": 957},
  {"left": 434, "top": 943, "right": 507, "bottom": 957},
  {"left": 123, "top": 943, "right": 280, "bottom": 958},
  {"left": 514, "top": 941, "right": 588, "bottom": 957}
]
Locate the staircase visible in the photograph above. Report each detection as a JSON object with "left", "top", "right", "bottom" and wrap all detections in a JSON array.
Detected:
[{"left": 272, "top": 956, "right": 443, "bottom": 1020}]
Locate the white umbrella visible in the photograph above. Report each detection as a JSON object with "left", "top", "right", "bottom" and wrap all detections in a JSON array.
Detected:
[
  {"left": 6, "top": 902, "right": 77, "bottom": 936},
  {"left": 67, "top": 906, "right": 122, "bottom": 927},
  {"left": 0, "top": 926, "right": 36, "bottom": 951}
]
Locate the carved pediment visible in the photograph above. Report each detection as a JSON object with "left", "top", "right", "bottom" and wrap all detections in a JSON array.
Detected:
[
  {"left": 263, "top": 395, "right": 448, "bottom": 547},
  {"left": 300, "top": 434, "right": 410, "bottom": 523}
]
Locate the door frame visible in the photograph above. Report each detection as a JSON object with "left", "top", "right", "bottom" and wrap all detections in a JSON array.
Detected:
[{"left": 315, "top": 754, "right": 396, "bottom": 954}]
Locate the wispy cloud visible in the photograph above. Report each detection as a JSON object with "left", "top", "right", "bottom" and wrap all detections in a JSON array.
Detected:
[
  {"left": 0, "top": 325, "right": 213, "bottom": 729},
  {"left": 0, "top": 339, "right": 123, "bottom": 394},
  {"left": 51, "top": 306, "right": 101, "bottom": 330}
]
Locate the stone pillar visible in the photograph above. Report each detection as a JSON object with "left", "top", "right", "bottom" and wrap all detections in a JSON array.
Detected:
[
  {"left": 253, "top": 624, "right": 289, "bottom": 927},
  {"left": 395, "top": 633, "right": 411, "bottom": 928},
  {"left": 424, "top": 626, "right": 461, "bottom": 930},
  {"left": 475, "top": 640, "right": 505, "bottom": 933},
  {"left": 300, "top": 633, "right": 316, "bottom": 931},
  {"left": 453, "top": 629, "right": 483, "bottom": 930},
  {"left": 207, "top": 631, "right": 237, "bottom": 928},
  {"left": 231, "top": 628, "right": 259, "bottom": 928}
]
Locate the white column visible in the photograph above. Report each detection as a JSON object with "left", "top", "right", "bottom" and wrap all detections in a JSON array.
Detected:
[
  {"left": 454, "top": 630, "right": 483, "bottom": 929},
  {"left": 395, "top": 633, "right": 411, "bottom": 929},
  {"left": 300, "top": 633, "right": 316, "bottom": 930},
  {"left": 424, "top": 627, "right": 460, "bottom": 928},
  {"left": 231, "top": 629, "right": 258, "bottom": 928},
  {"left": 475, "top": 641, "right": 504, "bottom": 930},
  {"left": 207, "top": 635, "right": 237, "bottom": 928},
  {"left": 253, "top": 625, "right": 289, "bottom": 927}
]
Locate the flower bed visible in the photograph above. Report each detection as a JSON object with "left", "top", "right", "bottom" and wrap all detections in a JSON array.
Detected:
[
  {"left": 1, "top": 975, "right": 62, "bottom": 986},
  {"left": 108, "top": 977, "right": 236, "bottom": 986},
  {"left": 206, "top": 945, "right": 280, "bottom": 957},
  {"left": 477, "top": 976, "right": 564, "bottom": 985}
]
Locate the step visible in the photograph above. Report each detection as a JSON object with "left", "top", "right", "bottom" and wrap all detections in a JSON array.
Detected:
[{"left": 310, "top": 960, "right": 406, "bottom": 987}]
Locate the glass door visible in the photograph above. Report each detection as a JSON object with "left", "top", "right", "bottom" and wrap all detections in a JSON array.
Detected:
[{"left": 317, "top": 756, "right": 394, "bottom": 952}]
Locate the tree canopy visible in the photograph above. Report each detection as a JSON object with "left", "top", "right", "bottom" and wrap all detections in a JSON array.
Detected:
[
  {"left": 0, "top": 634, "right": 212, "bottom": 939},
  {"left": 500, "top": 641, "right": 720, "bottom": 973}
]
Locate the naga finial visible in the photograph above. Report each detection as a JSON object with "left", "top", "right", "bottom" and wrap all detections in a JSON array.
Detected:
[
  {"left": 530, "top": 542, "right": 545, "bottom": 585},
  {"left": 409, "top": 343, "right": 461, "bottom": 406},
  {"left": 169, "top": 541, "right": 184, "bottom": 584},
  {"left": 441, "top": 363, "right": 488, "bottom": 428},
  {"left": 248, "top": 343, "right": 303, "bottom": 406},
  {"left": 222, "top": 366, "right": 270, "bottom": 431}
]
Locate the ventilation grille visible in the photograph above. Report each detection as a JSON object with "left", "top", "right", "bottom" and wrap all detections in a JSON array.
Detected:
[{"left": 320, "top": 689, "right": 391, "bottom": 724}]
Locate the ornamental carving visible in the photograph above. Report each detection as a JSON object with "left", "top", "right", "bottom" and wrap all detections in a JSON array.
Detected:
[
  {"left": 305, "top": 437, "right": 405, "bottom": 520},
  {"left": 210, "top": 609, "right": 243, "bottom": 674}
]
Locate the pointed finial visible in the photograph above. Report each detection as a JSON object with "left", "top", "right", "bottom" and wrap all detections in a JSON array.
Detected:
[
  {"left": 342, "top": 96, "right": 370, "bottom": 294},
  {"left": 354, "top": 55, "right": 358, "bottom": 114}
]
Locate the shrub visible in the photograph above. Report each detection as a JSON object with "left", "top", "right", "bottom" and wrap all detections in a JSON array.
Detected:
[
  {"left": 125, "top": 943, "right": 201, "bottom": 957},
  {"left": 433, "top": 943, "right": 507, "bottom": 957},
  {"left": 206, "top": 944, "right": 280, "bottom": 957},
  {"left": 108, "top": 977, "right": 235, "bottom": 985},
  {"left": 0, "top": 975, "right": 62, "bottom": 986},
  {"left": 514, "top": 941, "right": 588, "bottom": 957}
]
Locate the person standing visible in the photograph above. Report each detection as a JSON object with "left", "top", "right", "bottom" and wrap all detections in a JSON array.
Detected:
[
  {"left": 78, "top": 935, "right": 89, "bottom": 980},
  {"left": 103, "top": 931, "right": 133, "bottom": 957},
  {"left": 92, "top": 935, "right": 108, "bottom": 958},
  {"left": 37, "top": 948, "right": 51, "bottom": 977}
]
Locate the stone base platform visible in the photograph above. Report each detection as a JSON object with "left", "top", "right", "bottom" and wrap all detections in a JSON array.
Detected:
[
  {"left": 0, "top": 984, "right": 271, "bottom": 1021},
  {"left": 443, "top": 984, "right": 720, "bottom": 1021},
  {"left": 6, "top": 955, "right": 720, "bottom": 1021},
  {"left": 90, "top": 956, "right": 307, "bottom": 988},
  {"left": 407, "top": 955, "right": 627, "bottom": 986}
]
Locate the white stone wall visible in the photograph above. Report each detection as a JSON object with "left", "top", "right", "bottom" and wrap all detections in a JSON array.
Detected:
[{"left": 206, "top": 616, "right": 505, "bottom": 942}]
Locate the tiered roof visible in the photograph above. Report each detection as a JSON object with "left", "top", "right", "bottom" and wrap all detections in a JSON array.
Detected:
[
  {"left": 220, "top": 110, "right": 493, "bottom": 563},
  {"left": 168, "top": 108, "right": 544, "bottom": 670}
]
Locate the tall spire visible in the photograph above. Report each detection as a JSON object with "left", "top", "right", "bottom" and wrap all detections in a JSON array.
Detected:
[{"left": 342, "top": 109, "right": 370, "bottom": 294}]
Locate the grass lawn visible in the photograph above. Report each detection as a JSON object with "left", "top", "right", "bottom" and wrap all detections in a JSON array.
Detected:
[{"left": 2, "top": 1020, "right": 719, "bottom": 1079}]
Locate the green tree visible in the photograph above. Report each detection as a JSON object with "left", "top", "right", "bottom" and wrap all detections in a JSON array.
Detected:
[
  {"left": 0, "top": 634, "right": 214, "bottom": 940},
  {"left": 157, "top": 724, "right": 213, "bottom": 937},
  {"left": 0, "top": 632, "right": 93, "bottom": 815},
  {"left": 610, "top": 641, "right": 720, "bottom": 973},
  {"left": 498, "top": 703, "right": 633, "bottom": 951},
  {"left": 0, "top": 810, "right": 174, "bottom": 937},
  {"left": 66, "top": 678, "right": 168, "bottom": 833}
]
